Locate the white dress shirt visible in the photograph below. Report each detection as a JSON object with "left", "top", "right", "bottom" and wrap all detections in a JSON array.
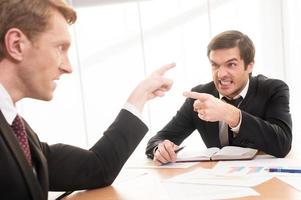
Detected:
[
  {"left": 219, "top": 79, "right": 249, "bottom": 146},
  {"left": 0, "top": 84, "right": 17, "bottom": 125}
]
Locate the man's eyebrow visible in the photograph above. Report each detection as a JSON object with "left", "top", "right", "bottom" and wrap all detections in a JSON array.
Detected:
[
  {"left": 210, "top": 60, "right": 218, "bottom": 65},
  {"left": 210, "top": 58, "right": 239, "bottom": 66},
  {"left": 225, "top": 58, "right": 239, "bottom": 63}
]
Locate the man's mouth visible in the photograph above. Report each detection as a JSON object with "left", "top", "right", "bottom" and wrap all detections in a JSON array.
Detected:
[{"left": 219, "top": 79, "right": 233, "bottom": 87}]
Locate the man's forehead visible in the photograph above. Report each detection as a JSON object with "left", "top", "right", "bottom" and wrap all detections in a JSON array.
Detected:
[
  {"left": 38, "top": 11, "right": 71, "bottom": 41},
  {"left": 209, "top": 48, "right": 242, "bottom": 63}
]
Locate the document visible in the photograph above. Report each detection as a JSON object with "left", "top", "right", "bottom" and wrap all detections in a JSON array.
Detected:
[
  {"left": 277, "top": 176, "right": 301, "bottom": 192},
  {"left": 125, "top": 157, "right": 196, "bottom": 169},
  {"left": 165, "top": 168, "right": 271, "bottom": 187},
  {"left": 114, "top": 169, "right": 149, "bottom": 183},
  {"left": 212, "top": 156, "right": 301, "bottom": 176},
  {"left": 176, "top": 146, "right": 258, "bottom": 162},
  {"left": 163, "top": 182, "right": 259, "bottom": 200}
]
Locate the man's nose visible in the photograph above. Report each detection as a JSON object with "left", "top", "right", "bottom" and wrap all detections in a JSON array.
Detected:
[
  {"left": 217, "top": 65, "right": 228, "bottom": 77},
  {"left": 60, "top": 57, "right": 73, "bottom": 74}
]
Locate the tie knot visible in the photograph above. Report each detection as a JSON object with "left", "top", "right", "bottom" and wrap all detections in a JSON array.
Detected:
[
  {"left": 11, "top": 115, "right": 25, "bottom": 132},
  {"left": 222, "top": 96, "right": 243, "bottom": 107}
]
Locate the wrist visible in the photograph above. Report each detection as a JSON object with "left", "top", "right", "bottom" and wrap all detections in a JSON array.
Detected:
[
  {"left": 225, "top": 105, "right": 241, "bottom": 127},
  {"left": 127, "top": 86, "right": 148, "bottom": 113}
]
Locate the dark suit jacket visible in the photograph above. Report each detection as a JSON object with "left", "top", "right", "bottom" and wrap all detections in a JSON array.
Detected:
[
  {"left": 146, "top": 75, "right": 292, "bottom": 158},
  {"left": 0, "top": 109, "right": 147, "bottom": 200}
]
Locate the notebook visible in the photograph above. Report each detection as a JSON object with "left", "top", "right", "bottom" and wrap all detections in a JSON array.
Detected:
[{"left": 176, "top": 146, "right": 258, "bottom": 162}]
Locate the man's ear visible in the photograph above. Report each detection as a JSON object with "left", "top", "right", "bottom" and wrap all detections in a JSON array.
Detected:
[
  {"left": 247, "top": 61, "right": 254, "bottom": 73},
  {"left": 4, "top": 28, "right": 28, "bottom": 61}
]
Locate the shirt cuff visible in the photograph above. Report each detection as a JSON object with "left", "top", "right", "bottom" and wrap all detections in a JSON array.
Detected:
[
  {"left": 123, "top": 102, "right": 144, "bottom": 122},
  {"left": 153, "top": 146, "right": 159, "bottom": 155},
  {"left": 230, "top": 110, "right": 242, "bottom": 135}
]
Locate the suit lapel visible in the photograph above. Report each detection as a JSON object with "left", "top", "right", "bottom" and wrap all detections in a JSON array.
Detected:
[
  {"left": 239, "top": 76, "right": 257, "bottom": 110},
  {"left": 0, "top": 111, "right": 45, "bottom": 200},
  {"left": 25, "top": 120, "right": 49, "bottom": 198}
]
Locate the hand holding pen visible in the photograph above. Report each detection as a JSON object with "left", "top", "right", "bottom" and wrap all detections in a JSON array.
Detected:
[
  {"left": 174, "top": 146, "right": 185, "bottom": 154},
  {"left": 153, "top": 140, "right": 184, "bottom": 165}
]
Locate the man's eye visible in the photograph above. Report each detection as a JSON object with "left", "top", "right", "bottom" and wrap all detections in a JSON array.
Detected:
[
  {"left": 58, "top": 46, "right": 64, "bottom": 51},
  {"left": 211, "top": 64, "right": 218, "bottom": 69},
  {"left": 228, "top": 63, "right": 236, "bottom": 68}
]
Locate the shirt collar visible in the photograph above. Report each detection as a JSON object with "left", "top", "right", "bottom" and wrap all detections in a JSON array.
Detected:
[
  {"left": 219, "top": 78, "right": 249, "bottom": 100},
  {"left": 0, "top": 84, "right": 17, "bottom": 125}
]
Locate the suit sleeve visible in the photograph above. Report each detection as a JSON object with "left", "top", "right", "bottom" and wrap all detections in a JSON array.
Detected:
[
  {"left": 41, "top": 109, "right": 148, "bottom": 191},
  {"left": 234, "top": 79, "right": 292, "bottom": 157}
]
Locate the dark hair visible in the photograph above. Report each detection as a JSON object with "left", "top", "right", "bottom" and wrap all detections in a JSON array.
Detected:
[
  {"left": 207, "top": 30, "right": 255, "bottom": 68},
  {"left": 0, "top": 0, "right": 77, "bottom": 60}
]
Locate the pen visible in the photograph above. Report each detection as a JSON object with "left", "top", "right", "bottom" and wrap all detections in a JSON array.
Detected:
[
  {"left": 174, "top": 146, "right": 185, "bottom": 154},
  {"left": 267, "top": 168, "right": 301, "bottom": 173},
  {"left": 56, "top": 191, "right": 73, "bottom": 200}
]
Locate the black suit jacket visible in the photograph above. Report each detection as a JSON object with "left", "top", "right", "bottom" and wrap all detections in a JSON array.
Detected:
[
  {"left": 0, "top": 109, "right": 148, "bottom": 200},
  {"left": 146, "top": 75, "right": 292, "bottom": 158}
]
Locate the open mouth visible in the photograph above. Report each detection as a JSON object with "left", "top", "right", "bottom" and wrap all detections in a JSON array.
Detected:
[{"left": 219, "top": 79, "right": 233, "bottom": 88}]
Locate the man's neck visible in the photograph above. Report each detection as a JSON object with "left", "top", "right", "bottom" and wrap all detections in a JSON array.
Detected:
[{"left": 220, "top": 78, "right": 250, "bottom": 100}]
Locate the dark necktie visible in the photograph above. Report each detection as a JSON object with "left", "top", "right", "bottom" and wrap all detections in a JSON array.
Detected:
[
  {"left": 10, "top": 115, "right": 32, "bottom": 166},
  {"left": 222, "top": 96, "right": 243, "bottom": 145}
]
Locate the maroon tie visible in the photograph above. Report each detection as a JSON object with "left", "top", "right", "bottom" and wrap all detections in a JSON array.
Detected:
[{"left": 11, "top": 115, "right": 32, "bottom": 166}]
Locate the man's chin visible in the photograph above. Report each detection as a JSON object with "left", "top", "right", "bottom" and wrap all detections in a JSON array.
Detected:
[
  {"left": 37, "top": 93, "right": 54, "bottom": 101},
  {"left": 218, "top": 87, "right": 232, "bottom": 96},
  {"left": 215, "top": 83, "right": 235, "bottom": 97},
  {"left": 45, "top": 96, "right": 53, "bottom": 101}
]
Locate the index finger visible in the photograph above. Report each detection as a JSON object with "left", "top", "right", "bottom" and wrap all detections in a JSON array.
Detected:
[
  {"left": 153, "top": 62, "right": 176, "bottom": 76},
  {"left": 183, "top": 91, "right": 211, "bottom": 100}
]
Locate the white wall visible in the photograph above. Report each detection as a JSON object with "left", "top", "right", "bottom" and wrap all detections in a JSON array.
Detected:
[{"left": 17, "top": 0, "right": 301, "bottom": 156}]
